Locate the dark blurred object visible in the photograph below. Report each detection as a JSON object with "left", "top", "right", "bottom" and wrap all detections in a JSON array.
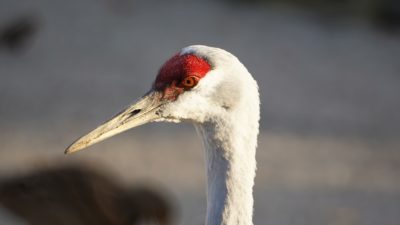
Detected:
[
  {"left": 0, "top": 15, "right": 38, "bottom": 52},
  {"left": 0, "top": 166, "right": 173, "bottom": 225},
  {"left": 373, "top": 0, "right": 400, "bottom": 32},
  {"left": 227, "top": 0, "right": 400, "bottom": 31}
]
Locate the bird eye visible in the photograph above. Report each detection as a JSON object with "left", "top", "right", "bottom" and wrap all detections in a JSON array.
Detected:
[{"left": 181, "top": 76, "right": 199, "bottom": 89}]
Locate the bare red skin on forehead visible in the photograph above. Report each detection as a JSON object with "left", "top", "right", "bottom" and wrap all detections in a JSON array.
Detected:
[{"left": 154, "top": 53, "right": 211, "bottom": 100}]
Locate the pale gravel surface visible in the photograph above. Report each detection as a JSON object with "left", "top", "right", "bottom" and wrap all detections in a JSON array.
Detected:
[{"left": 0, "top": 129, "right": 399, "bottom": 225}]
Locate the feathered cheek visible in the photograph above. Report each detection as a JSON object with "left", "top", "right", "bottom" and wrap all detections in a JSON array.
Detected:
[{"left": 154, "top": 104, "right": 182, "bottom": 123}]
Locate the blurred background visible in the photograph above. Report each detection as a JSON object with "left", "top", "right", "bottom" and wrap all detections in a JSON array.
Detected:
[{"left": 0, "top": 0, "right": 399, "bottom": 224}]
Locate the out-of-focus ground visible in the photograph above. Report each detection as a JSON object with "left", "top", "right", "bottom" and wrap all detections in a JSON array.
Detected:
[
  {"left": 0, "top": 0, "right": 399, "bottom": 225},
  {"left": 0, "top": 130, "right": 399, "bottom": 225}
]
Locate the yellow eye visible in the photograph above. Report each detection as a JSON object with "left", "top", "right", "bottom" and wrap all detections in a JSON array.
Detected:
[{"left": 181, "top": 76, "right": 199, "bottom": 89}]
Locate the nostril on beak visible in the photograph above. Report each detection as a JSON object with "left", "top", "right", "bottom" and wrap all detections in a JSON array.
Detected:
[{"left": 130, "top": 109, "right": 141, "bottom": 117}]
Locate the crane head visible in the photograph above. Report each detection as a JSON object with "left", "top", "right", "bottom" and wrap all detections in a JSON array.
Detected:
[{"left": 65, "top": 45, "right": 250, "bottom": 154}]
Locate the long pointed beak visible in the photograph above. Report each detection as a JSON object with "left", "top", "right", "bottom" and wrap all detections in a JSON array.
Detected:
[{"left": 65, "top": 91, "right": 164, "bottom": 154}]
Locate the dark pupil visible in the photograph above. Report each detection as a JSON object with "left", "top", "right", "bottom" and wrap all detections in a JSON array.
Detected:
[{"left": 186, "top": 79, "right": 191, "bottom": 84}]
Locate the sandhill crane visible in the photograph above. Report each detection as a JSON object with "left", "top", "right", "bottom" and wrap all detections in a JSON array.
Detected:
[{"left": 66, "top": 45, "right": 260, "bottom": 225}]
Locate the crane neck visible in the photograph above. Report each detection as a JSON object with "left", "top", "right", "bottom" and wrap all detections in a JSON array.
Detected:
[{"left": 195, "top": 114, "right": 258, "bottom": 225}]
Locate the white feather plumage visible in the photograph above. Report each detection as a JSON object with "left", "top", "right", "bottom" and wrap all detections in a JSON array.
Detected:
[{"left": 161, "top": 45, "right": 260, "bottom": 225}]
